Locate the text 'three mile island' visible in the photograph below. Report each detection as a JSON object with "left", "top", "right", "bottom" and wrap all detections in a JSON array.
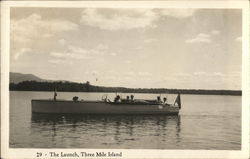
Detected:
[{"left": 49, "top": 151, "right": 123, "bottom": 157}]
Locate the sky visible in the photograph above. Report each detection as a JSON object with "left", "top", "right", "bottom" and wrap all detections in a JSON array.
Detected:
[{"left": 10, "top": 8, "right": 242, "bottom": 90}]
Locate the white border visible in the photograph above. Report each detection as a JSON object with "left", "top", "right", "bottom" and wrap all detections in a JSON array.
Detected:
[{"left": 1, "top": 1, "right": 249, "bottom": 159}]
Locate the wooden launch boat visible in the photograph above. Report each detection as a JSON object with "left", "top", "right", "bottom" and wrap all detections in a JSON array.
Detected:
[{"left": 31, "top": 93, "right": 181, "bottom": 115}]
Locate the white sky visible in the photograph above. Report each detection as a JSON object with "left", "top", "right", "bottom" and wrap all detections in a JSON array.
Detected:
[{"left": 10, "top": 8, "right": 242, "bottom": 90}]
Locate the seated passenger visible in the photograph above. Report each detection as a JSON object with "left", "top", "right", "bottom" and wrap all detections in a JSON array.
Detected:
[
  {"left": 163, "top": 97, "right": 167, "bottom": 103},
  {"left": 130, "top": 95, "right": 134, "bottom": 101},
  {"left": 73, "top": 96, "right": 78, "bottom": 101},
  {"left": 157, "top": 96, "right": 162, "bottom": 103},
  {"left": 114, "top": 95, "right": 121, "bottom": 102}
]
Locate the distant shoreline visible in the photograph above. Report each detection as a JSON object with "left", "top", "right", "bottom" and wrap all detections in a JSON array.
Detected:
[
  {"left": 9, "top": 81, "right": 242, "bottom": 96},
  {"left": 9, "top": 90, "right": 242, "bottom": 96}
]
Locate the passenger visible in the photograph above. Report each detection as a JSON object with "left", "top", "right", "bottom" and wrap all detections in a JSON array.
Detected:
[
  {"left": 73, "top": 96, "right": 78, "bottom": 101},
  {"left": 114, "top": 96, "right": 118, "bottom": 102},
  {"left": 117, "top": 95, "right": 121, "bottom": 102},
  {"left": 54, "top": 89, "right": 57, "bottom": 101},
  {"left": 163, "top": 97, "right": 167, "bottom": 103},
  {"left": 114, "top": 95, "right": 121, "bottom": 103},
  {"left": 126, "top": 96, "right": 130, "bottom": 101},
  {"left": 54, "top": 92, "right": 57, "bottom": 101},
  {"left": 157, "top": 96, "right": 161, "bottom": 103},
  {"left": 130, "top": 95, "right": 134, "bottom": 102}
]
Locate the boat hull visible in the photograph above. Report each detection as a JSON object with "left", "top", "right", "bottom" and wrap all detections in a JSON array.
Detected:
[{"left": 32, "top": 100, "right": 180, "bottom": 115}]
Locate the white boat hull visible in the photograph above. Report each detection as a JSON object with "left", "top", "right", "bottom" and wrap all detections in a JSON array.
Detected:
[{"left": 32, "top": 100, "right": 180, "bottom": 115}]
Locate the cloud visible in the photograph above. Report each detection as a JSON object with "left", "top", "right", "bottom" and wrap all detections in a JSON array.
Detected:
[
  {"left": 186, "top": 30, "right": 221, "bottom": 44},
  {"left": 48, "top": 59, "right": 70, "bottom": 64},
  {"left": 193, "top": 71, "right": 207, "bottom": 76},
  {"left": 159, "top": 9, "right": 197, "bottom": 18},
  {"left": 235, "top": 36, "right": 242, "bottom": 42},
  {"left": 123, "top": 72, "right": 136, "bottom": 77},
  {"left": 229, "top": 71, "right": 241, "bottom": 77},
  {"left": 125, "top": 60, "right": 132, "bottom": 64},
  {"left": 85, "top": 70, "right": 99, "bottom": 75},
  {"left": 67, "top": 45, "right": 88, "bottom": 54},
  {"left": 11, "top": 13, "right": 79, "bottom": 44},
  {"left": 144, "top": 39, "right": 156, "bottom": 43},
  {"left": 80, "top": 8, "right": 197, "bottom": 31},
  {"left": 80, "top": 8, "right": 158, "bottom": 31},
  {"left": 97, "top": 43, "right": 109, "bottom": 50},
  {"left": 138, "top": 72, "right": 152, "bottom": 76},
  {"left": 43, "top": 33, "right": 53, "bottom": 38},
  {"left": 50, "top": 43, "right": 110, "bottom": 61},
  {"left": 186, "top": 33, "right": 211, "bottom": 44},
  {"left": 135, "top": 46, "right": 143, "bottom": 50},
  {"left": 193, "top": 71, "right": 227, "bottom": 78},
  {"left": 103, "top": 75, "right": 116, "bottom": 80},
  {"left": 110, "top": 53, "right": 117, "bottom": 56},
  {"left": 58, "top": 39, "right": 66, "bottom": 45},
  {"left": 50, "top": 51, "right": 92, "bottom": 60},
  {"left": 106, "top": 70, "right": 118, "bottom": 76},
  {"left": 70, "top": 44, "right": 107, "bottom": 55},
  {"left": 175, "top": 73, "right": 192, "bottom": 77},
  {"left": 50, "top": 46, "right": 89, "bottom": 60},
  {"left": 50, "top": 45, "right": 91, "bottom": 60},
  {"left": 213, "top": 72, "right": 224, "bottom": 76},
  {"left": 68, "top": 44, "right": 108, "bottom": 56},
  {"left": 211, "top": 30, "right": 221, "bottom": 35},
  {"left": 14, "top": 48, "right": 32, "bottom": 60}
]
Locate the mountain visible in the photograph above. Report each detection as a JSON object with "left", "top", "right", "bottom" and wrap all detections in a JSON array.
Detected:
[{"left": 10, "top": 72, "right": 46, "bottom": 84}]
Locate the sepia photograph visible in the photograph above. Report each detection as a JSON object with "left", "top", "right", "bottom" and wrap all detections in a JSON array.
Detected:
[{"left": 1, "top": 1, "right": 249, "bottom": 159}]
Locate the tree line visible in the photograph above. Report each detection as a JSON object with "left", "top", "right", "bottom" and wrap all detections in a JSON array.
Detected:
[{"left": 9, "top": 81, "right": 242, "bottom": 96}]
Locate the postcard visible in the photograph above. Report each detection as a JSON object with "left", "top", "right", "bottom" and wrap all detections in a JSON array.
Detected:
[{"left": 1, "top": 1, "right": 249, "bottom": 159}]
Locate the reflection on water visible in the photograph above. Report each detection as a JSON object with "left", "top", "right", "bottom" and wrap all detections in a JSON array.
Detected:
[
  {"left": 31, "top": 114, "right": 181, "bottom": 148},
  {"left": 31, "top": 113, "right": 181, "bottom": 125}
]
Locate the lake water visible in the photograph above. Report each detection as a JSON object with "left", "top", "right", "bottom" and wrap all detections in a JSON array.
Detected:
[{"left": 9, "top": 91, "right": 241, "bottom": 149}]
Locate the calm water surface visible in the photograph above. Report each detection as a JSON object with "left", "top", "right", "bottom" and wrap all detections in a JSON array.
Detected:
[{"left": 10, "top": 91, "right": 241, "bottom": 149}]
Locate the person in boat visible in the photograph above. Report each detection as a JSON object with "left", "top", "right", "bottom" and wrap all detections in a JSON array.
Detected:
[
  {"left": 73, "top": 96, "right": 79, "bottom": 101},
  {"left": 53, "top": 89, "right": 57, "bottom": 101},
  {"left": 163, "top": 97, "right": 167, "bottom": 103},
  {"left": 157, "top": 96, "right": 161, "bottom": 102},
  {"left": 114, "top": 95, "right": 121, "bottom": 103},
  {"left": 163, "top": 97, "right": 170, "bottom": 106},
  {"left": 121, "top": 96, "right": 130, "bottom": 102},
  {"left": 130, "top": 95, "right": 134, "bottom": 102},
  {"left": 157, "top": 96, "right": 163, "bottom": 103}
]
